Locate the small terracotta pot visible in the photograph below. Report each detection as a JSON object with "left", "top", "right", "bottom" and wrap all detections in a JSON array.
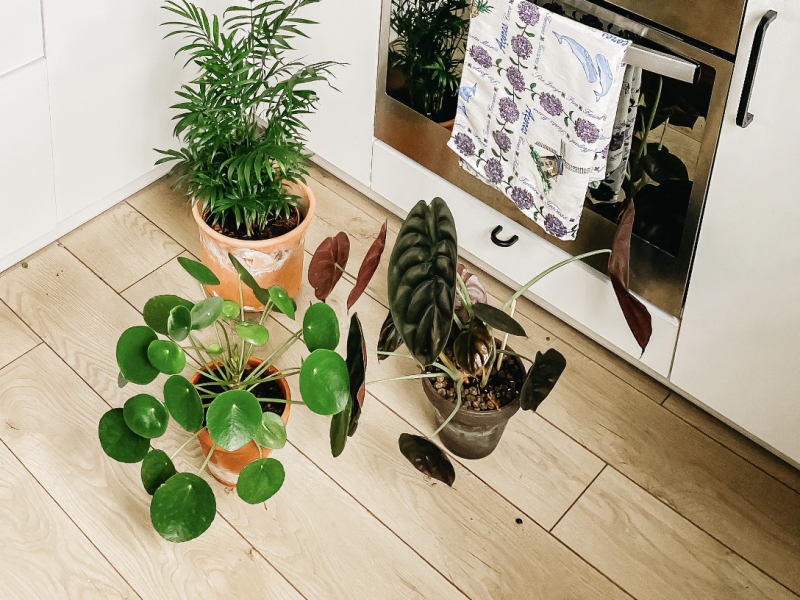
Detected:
[
  {"left": 422, "top": 353, "right": 524, "bottom": 460},
  {"left": 192, "top": 181, "right": 316, "bottom": 309},
  {"left": 194, "top": 357, "right": 290, "bottom": 487}
]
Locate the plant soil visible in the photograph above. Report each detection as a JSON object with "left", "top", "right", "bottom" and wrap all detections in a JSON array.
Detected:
[
  {"left": 205, "top": 206, "right": 301, "bottom": 241},
  {"left": 425, "top": 347, "right": 524, "bottom": 412},
  {"left": 199, "top": 365, "right": 287, "bottom": 420}
]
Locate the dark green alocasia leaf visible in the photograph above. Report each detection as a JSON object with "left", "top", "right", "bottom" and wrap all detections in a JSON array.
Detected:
[
  {"left": 519, "top": 349, "right": 567, "bottom": 411},
  {"left": 236, "top": 458, "right": 285, "bottom": 504},
  {"left": 398, "top": 433, "right": 455, "bottom": 486},
  {"left": 147, "top": 340, "right": 186, "bottom": 375},
  {"left": 228, "top": 253, "right": 272, "bottom": 306},
  {"left": 452, "top": 318, "right": 493, "bottom": 376},
  {"left": 141, "top": 449, "right": 177, "bottom": 495},
  {"left": 178, "top": 256, "right": 220, "bottom": 286},
  {"left": 221, "top": 300, "right": 240, "bottom": 319},
  {"left": 98, "top": 408, "right": 150, "bottom": 463},
  {"left": 307, "top": 232, "right": 350, "bottom": 302},
  {"left": 252, "top": 412, "right": 286, "bottom": 450},
  {"left": 235, "top": 321, "right": 270, "bottom": 346},
  {"left": 330, "top": 395, "right": 352, "bottom": 458},
  {"left": 472, "top": 303, "right": 526, "bottom": 337},
  {"left": 299, "top": 349, "right": 349, "bottom": 415},
  {"left": 640, "top": 144, "right": 689, "bottom": 183},
  {"left": 388, "top": 198, "right": 457, "bottom": 366},
  {"left": 116, "top": 326, "right": 159, "bottom": 385},
  {"left": 268, "top": 286, "right": 295, "bottom": 320},
  {"left": 191, "top": 296, "right": 224, "bottom": 330},
  {"left": 377, "top": 311, "right": 404, "bottom": 361},
  {"left": 206, "top": 389, "right": 262, "bottom": 451},
  {"left": 167, "top": 305, "right": 192, "bottom": 341},
  {"left": 345, "top": 313, "right": 366, "bottom": 438},
  {"left": 143, "top": 295, "right": 195, "bottom": 336},
  {"left": 151, "top": 472, "right": 216, "bottom": 542},
  {"left": 123, "top": 394, "right": 169, "bottom": 439},
  {"left": 303, "top": 302, "right": 340, "bottom": 352},
  {"left": 163, "top": 375, "right": 203, "bottom": 431}
]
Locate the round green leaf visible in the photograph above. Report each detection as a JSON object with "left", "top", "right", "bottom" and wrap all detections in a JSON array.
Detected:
[
  {"left": 178, "top": 256, "right": 220, "bottom": 286},
  {"left": 303, "top": 302, "right": 340, "bottom": 352},
  {"left": 147, "top": 340, "right": 186, "bottom": 375},
  {"left": 206, "top": 390, "right": 262, "bottom": 451},
  {"left": 141, "top": 449, "right": 177, "bottom": 495},
  {"left": 99, "top": 408, "right": 150, "bottom": 463},
  {"left": 116, "top": 326, "right": 159, "bottom": 385},
  {"left": 235, "top": 321, "right": 270, "bottom": 346},
  {"left": 167, "top": 305, "right": 192, "bottom": 342},
  {"left": 143, "top": 295, "right": 194, "bottom": 336},
  {"left": 206, "top": 343, "right": 223, "bottom": 355},
  {"left": 151, "top": 472, "right": 216, "bottom": 542},
  {"left": 221, "top": 300, "right": 240, "bottom": 319},
  {"left": 164, "top": 375, "right": 203, "bottom": 431},
  {"left": 191, "top": 296, "right": 224, "bottom": 330},
  {"left": 236, "top": 458, "right": 285, "bottom": 504},
  {"left": 252, "top": 412, "right": 286, "bottom": 449},
  {"left": 268, "top": 286, "right": 295, "bottom": 320},
  {"left": 299, "top": 349, "right": 349, "bottom": 415},
  {"left": 123, "top": 394, "right": 169, "bottom": 439}
]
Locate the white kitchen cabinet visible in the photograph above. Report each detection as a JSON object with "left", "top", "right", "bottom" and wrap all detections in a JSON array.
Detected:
[
  {"left": 0, "top": 61, "right": 58, "bottom": 258},
  {"left": 671, "top": 0, "right": 800, "bottom": 463},
  {"left": 295, "top": 0, "right": 383, "bottom": 187},
  {"left": 0, "top": 0, "right": 43, "bottom": 77}
]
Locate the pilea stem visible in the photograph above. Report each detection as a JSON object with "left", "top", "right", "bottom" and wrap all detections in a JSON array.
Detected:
[
  {"left": 198, "top": 443, "right": 216, "bottom": 476},
  {"left": 171, "top": 427, "right": 206, "bottom": 461}
]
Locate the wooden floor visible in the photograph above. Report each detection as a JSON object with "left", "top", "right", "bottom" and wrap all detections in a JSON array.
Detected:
[{"left": 1, "top": 166, "right": 799, "bottom": 600}]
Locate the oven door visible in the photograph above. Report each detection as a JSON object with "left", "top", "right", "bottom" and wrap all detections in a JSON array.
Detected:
[{"left": 374, "top": 0, "right": 734, "bottom": 318}]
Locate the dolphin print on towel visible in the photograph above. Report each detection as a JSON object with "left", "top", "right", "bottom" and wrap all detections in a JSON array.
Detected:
[
  {"left": 552, "top": 31, "right": 614, "bottom": 101},
  {"left": 459, "top": 82, "right": 477, "bottom": 103}
]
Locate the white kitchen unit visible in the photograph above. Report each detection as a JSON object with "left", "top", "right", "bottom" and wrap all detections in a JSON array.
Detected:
[
  {"left": 0, "top": 0, "right": 43, "bottom": 77},
  {"left": 671, "top": 0, "right": 800, "bottom": 463}
]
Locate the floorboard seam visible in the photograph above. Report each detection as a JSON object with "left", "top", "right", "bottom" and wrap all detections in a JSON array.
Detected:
[
  {"left": 125, "top": 201, "right": 201, "bottom": 261},
  {"left": 549, "top": 464, "right": 606, "bottom": 534},
  {"left": 0, "top": 436, "right": 145, "bottom": 600},
  {"left": 118, "top": 252, "right": 184, "bottom": 295},
  {"left": 0, "top": 338, "right": 43, "bottom": 374}
]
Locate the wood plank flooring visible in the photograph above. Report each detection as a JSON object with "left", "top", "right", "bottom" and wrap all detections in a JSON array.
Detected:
[{"left": 0, "top": 167, "right": 798, "bottom": 600}]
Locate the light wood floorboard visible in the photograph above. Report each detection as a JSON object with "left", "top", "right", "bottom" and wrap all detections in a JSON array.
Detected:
[{"left": 0, "top": 300, "right": 40, "bottom": 370}]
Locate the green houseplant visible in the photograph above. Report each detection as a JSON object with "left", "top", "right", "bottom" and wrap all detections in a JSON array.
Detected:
[
  {"left": 156, "top": 0, "right": 342, "bottom": 305},
  {"left": 388, "top": 0, "right": 470, "bottom": 122},
  {"left": 97, "top": 242, "right": 385, "bottom": 543}
]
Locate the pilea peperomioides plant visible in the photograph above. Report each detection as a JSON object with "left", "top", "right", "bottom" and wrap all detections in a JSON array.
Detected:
[{"left": 97, "top": 246, "right": 383, "bottom": 543}]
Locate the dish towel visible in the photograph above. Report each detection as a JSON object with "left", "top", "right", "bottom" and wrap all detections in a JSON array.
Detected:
[{"left": 448, "top": 0, "right": 631, "bottom": 240}]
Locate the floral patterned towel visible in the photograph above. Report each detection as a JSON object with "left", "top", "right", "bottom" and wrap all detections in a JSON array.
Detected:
[{"left": 447, "top": 0, "right": 631, "bottom": 240}]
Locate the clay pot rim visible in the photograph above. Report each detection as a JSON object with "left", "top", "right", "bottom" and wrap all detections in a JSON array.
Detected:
[
  {"left": 191, "top": 356, "right": 291, "bottom": 425},
  {"left": 421, "top": 351, "right": 525, "bottom": 418},
  {"left": 190, "top": 180, "right": 316, "bottom": 250}
]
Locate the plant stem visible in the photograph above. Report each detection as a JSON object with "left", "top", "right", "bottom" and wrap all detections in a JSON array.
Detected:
[
  {"left": 171, "top": 427, "right": 206, "bottom": 461},
  {"left": 198, "top": 443, "right": 216, "bottom": 476},
  {"left": 374, "top": 350, "right": 416, "bottom": 360},
  {"left": 366, "top": 371, "right": 447, "bottom": 386},
  {"left": 496, "top": 299, "right": 516, "bottom": 370},
  {"left": 429, "top": 379, "right": 463, "bottom": 439}
]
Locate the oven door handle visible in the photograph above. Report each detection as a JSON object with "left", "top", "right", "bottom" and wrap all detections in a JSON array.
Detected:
[{"left": 737, "top": 10, "right": 778, "bottom": 128}]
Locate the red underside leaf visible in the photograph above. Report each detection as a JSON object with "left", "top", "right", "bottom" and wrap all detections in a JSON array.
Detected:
[
  {"left": 308, "top": 232, "right": 350, "bottom": 302},
  {"left": 347, "top": 221, "right": 388, "bottom": 311},
  {"left": 609, "top": 200, "right": 652, "bottom": 354}
]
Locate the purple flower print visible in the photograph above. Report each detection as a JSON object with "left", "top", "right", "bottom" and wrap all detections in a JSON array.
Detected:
[
  {"left": 511, "top": 187, "right": 534, "bottom": 210},
  {"left": 518, "top": 2, "right": 540, "bottom": 26},
  {"left": 498, "top": 97, "right": 520, "bottom": 124},
  {"left": 574, "top": 118, "right": 600, "bottom": 144},
  {"left": 511, "top": 35, "right": 532, "bottom": 60},
  {"left": 544, "top": 214, "right": 568, "bottom": 238},
  {"left": 601, "top": 144, "right": 610, "bottom": 159},
  {"left": 469, "top": 45, "right": 493, "bottom": 69},
  {"left": 453, "top": 133, "right": 475, "bottom": 156},
  {"left": 506, "top": 66, "right": 525, "bottom": 92},
  {"left": 609, "top": 131, "right": 625, "bottom": 151},
  {"left": 492, "top": 130, "right": 512, "bottom": 152},
  {"left": 483, "top": 158, "right": 503, "bottom": 184},
  {"left": 539, "top": 93, "right": 563, "bottom": 117}
]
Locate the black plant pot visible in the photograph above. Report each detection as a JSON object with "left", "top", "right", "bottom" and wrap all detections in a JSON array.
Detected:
[{"left": 422, "top": 355, "right": 523, "bottom": 460}]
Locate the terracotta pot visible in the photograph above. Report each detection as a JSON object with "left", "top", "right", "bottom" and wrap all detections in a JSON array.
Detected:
[
  {"left": 192, "top": 181, "right": 316, "bottom": 309},
  {"left": 422, "top": 354, "right": 524, "bottom": 460},
  {"left": 438, "top": 118, "right": 455, "bottom": 131},
  {"left": 194, "top": 357, "right": 290, "bottom": 487}
]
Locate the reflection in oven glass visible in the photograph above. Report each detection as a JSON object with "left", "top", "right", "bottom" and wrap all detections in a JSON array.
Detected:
[{"left": 384, "top": 0, "right": 715, "bottom": 257}]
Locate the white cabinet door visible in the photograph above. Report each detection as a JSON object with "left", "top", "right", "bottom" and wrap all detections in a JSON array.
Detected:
[
  {"left": 0, "top": 61, "right": 58, "bottom": 258},
  {"left": 293, "top": 0, "right": 383, "bottom": 186},
  {"left": 671, "top": 0, "right": 800, "bottom": 462},
  {"left": 0, "top": 0, "right": 44, "bottom": 77}
]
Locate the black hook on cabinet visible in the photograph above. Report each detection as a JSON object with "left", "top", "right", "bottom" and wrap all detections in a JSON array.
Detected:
[
  {"left": 490, "top": 225, "right": 518, "bottom": 247},
  {"left": 737, "top": 10, "right": 778, "bottom": 128}
]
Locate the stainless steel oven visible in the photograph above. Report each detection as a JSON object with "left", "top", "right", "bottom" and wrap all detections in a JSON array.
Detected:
[{"left": 374, "top": 0, "right": 742, "bottom": 317}]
